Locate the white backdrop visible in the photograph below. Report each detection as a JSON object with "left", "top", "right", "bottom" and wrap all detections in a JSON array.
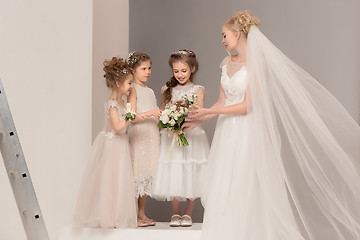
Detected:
[{"left": 0, "top": 0, "right": 92, "bottom": 239}]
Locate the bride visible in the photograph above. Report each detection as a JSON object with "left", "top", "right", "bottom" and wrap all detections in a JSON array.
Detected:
[{"left": 183, "top": 10, "right": 360, "bottom": 240}]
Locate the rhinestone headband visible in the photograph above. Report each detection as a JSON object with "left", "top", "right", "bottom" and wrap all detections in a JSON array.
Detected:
[{"left": 172, "top": 49, "right": 194, "bottom": 56}]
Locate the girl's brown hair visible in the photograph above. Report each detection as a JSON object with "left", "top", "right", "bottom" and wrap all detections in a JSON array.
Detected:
[
  {"left": 163, "top": 49, "right": 199, "bottom": 104},
  {"left": 103, "top": 57, "right": 131, "bottom": 89},
  {"left": 126, "top": 51, "right": 152, "bottom": 70}
]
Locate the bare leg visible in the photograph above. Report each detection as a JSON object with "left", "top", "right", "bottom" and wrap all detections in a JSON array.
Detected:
[
  {"left": 172, "top": 198, "right": 181, "bottom": 216},
  {"left": 184, "top": 199, "right": 195, "bottom": 217},
  {"left": 137, "top": 195, "right": 156, "bottom": 226},
  {"left": 137, "top": 195, "right": 147, "bottom": 219},
  {"left": 170, "top": 198, "right": 182, "bottom": 226}
]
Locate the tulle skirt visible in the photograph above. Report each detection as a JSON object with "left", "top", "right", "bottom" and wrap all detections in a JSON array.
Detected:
[
  {"left": 201, "top": 113, "right": 304, "bottom": 240},
  {"left": 74, "top": 132, "right": 137, "bottom": 228},
  {"left": 152, "top": 127, "right": 209, "bottom": 201}
]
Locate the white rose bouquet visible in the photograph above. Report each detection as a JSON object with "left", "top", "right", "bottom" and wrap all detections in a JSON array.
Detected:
[
  {"left": 159, "top": 102, "right": 190, "bottom": 147},
  {"left": 124, "top": 103, "right": 136, "bottom": 121}
]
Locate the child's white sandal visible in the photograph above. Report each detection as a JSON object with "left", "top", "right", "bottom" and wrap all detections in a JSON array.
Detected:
[
  {"left": 180, "top": 214, "right": 193, "bottom": 227},
  {"left": 169, "top": 214, "right": 182, "bottom": 227}
]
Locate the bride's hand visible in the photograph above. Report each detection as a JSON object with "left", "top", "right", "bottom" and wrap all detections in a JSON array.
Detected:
[
  {"left": 182, "top": 120, "right": 202, "bottom": 132},
  {"left": 187, "top": 108, "right": 209, "bottom": 120}
]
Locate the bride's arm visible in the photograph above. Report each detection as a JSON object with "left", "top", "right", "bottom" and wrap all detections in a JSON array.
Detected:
[
  {"left": 207, "top": 93, "right": 247, "bottom": 115},
  {"left": 200, "top": 85, "right": 226, "bottom": 122},
  {"left": 188, "top": 88, "right": 247, "bottom": 122},
  {"left": 182, "top": 85, "right": 226, "bottom": 131}
]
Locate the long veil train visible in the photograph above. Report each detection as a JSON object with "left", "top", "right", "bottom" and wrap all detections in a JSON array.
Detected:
[{"left": 246, "top": 26, "right": 360, "bottom": 239}]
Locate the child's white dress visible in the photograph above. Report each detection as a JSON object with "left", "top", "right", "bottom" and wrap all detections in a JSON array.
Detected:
[
  {"left": 152, "top": 83, "right": 209, "bottom": 201},
  {"left": 128, "top": 83, "right": 160, "bottom": 197},
  {"left": 74, "top": 99, "right": 137, "bottom": 228}
]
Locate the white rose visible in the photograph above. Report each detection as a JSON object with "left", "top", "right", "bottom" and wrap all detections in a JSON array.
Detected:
[
  {"left": 160, "top": 114, "right": 169, "bottom": 124},
  {"left": 170, "top": 105, "right": 177, "bottom": 111},
  {"left": 169, "top": 119, "right": 176, "bottom": 126},
  {"left": 164, "top": 109, "right": 171, "bottom": 116}
]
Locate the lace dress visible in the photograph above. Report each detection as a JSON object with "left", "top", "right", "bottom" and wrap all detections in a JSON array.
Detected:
[
  {"left": 74, "top": 99, "right": 137, "bottom": 228},
  {"left": 128, "top": 83, "right": 160, "bottom": 197},
  {"left": 201, "top": 58, "right": 294, "bottom": 239},
  {"left": 152, "top": 83, "right": 210, "bottom": 201}
]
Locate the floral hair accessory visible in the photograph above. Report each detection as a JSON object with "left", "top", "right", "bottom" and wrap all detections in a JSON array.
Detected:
[
  {"left": 172, "top": 49, "right": 195, "bottom": 56},
  {"left": 126, "top": 51, "right": 138, "bottom": 65}
]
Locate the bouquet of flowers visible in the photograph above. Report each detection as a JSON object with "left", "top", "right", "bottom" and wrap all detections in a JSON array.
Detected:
[
  {"left": 182, "top": 94, "right": 199, "bottom": 111},
  {"left": 159, "top": 102, "right": 189, "bottom": 147},
  {"left": 158, "top": 94, "right": 199, "bottom": 148},
  {"left": 124, "top": 103, "right": 136, "bottom": 121}
]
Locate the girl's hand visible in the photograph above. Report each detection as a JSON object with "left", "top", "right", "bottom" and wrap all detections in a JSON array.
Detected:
[
  {"left": 150, "top": 109, "right": 162, "bottom": 119},
  {"left": 187, "top": 108, "right": 210, "bottom": 121},
  {"left": 174, "top": 99, "right": 187, "bottom": 107},
  {"left": 182, "top": 120, "right": 203, "bottom": 132},
  {"left": 137, "top": 112, "right": 150, "bottom": 120}
]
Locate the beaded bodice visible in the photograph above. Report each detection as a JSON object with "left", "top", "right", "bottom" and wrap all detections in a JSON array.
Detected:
[{"left": 221, "top": 65, "right": 248, "bottom": 106}]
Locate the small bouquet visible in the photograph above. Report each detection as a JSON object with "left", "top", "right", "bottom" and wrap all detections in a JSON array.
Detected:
[
  {"left": 182, "top": 94, "right": 199, "bottom": 111},
  {"left": 124, "top": 103, "right": 136, "bottom": 121},
  {"left": 159, "top": 102, "right": 190, "bottom": 147}
]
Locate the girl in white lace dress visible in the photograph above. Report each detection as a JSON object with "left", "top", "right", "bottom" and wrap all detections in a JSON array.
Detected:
[
  {"left": 74, "top": 57, "right": 141, "bottom": 228},
  {"left": 126, "top": 52, "right": 162, "bottom": 227},
  {"left": 152, "top": 50, "right": 209, "bottom": 227}
]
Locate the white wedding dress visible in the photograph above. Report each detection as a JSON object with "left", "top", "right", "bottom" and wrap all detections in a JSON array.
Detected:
[
  {"left": 202, "top": 59, "right": 287, "bottom": 239},
  {"left": 201, "top": 26, "right": 360, "bottom": 240}
]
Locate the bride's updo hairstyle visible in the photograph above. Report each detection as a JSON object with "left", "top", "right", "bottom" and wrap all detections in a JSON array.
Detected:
[
  {"left": 225, "top": 10, "right": 261, "bottom": 37},
  {"left": 164, "top": 49, "right": 199, "bottom": 104},
  {"left": 103, "top": 57, "right": 131, "bottom": 89}
]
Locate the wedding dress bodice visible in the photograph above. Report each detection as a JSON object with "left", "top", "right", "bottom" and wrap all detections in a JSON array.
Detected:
[{"left": 221, "top": 64, "right": 248, "bottom": 107}]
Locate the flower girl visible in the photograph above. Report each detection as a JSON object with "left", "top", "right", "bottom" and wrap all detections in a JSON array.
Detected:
[
  {"left": 152, "top": 50, "right": 209, "bottom": 227},
  {"left": 127, "top": 52, "right": 162, "bottom": 227},
  {"left": 74, "top": 57, "right": 140, "bottom": 228}
]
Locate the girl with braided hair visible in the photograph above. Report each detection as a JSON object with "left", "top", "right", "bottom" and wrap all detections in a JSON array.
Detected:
[{"left": 152, "top": 49, "right": 209, "bottom": 227}]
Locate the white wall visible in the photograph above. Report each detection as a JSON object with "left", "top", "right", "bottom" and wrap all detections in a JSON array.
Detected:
[
  {"left": 92, "top": 0, "right": 129, "bottom": 140},
  {"left": 0, "top": 1, "right": 92, "bottom": 239}
]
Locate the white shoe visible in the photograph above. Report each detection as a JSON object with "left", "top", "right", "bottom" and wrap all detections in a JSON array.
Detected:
[
  {"left": 180, "top": 215, "right": 192, "bottom": 227},
  {"left": 169, "top": 214, "right": 181, "bottom": 227}
]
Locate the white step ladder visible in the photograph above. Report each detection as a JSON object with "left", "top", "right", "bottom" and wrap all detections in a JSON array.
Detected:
[{"left": 0, "top": 78, "right": 50, "bottom": 240}]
